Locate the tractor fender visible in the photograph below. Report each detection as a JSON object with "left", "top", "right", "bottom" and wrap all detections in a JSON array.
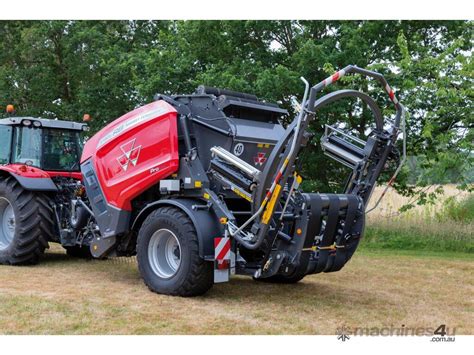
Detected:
[
  {"left": 0, "top": 165, "right": 57, "bottom": 192},
  {"left": 132, "top": 198, "right": 223, "bottom": 260}
]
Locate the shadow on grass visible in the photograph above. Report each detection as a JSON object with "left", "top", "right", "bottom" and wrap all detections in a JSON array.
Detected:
[{"left": 40, "top": 251, "right": 71, "bottom": 264}]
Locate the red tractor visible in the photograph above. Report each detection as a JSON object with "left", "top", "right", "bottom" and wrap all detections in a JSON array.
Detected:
[
  {"left": 0, "top": 116, "right": 87, "bottom": 262},
  {"left": 0, "top": 65, "right": 405, "bottom": 296}
]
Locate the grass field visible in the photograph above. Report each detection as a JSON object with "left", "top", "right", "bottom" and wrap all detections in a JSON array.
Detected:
[
  {"left": 0, "top": 186, "right": 472, "bottom": 335},
  {"left": 0, "top": 246, "right": 472, "bottom": 335}
]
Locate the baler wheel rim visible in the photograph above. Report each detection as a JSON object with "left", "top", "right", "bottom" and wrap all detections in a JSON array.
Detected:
[{"left": 148, "top": 228, "right": 182, "bottom": 279}]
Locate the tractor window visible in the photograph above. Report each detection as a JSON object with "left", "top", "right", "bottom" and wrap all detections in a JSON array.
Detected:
[
  {"left": 0, "top": 125, "right": 12, "bottom": 164},
  {"left": 42, "top": 129, "right": 82, "bottom": 171},
  {"left": 13, "top": 127, "right": 42, "bottom": 167}
]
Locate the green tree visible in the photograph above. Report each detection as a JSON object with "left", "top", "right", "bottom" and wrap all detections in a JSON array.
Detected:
[{"left": 0, "top": 20, "right": 471, "bottom": 204}]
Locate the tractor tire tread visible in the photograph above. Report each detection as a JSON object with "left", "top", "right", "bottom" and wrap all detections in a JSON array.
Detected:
[{"left": 0, "top": 177, "right": 53, "bottom": 265}]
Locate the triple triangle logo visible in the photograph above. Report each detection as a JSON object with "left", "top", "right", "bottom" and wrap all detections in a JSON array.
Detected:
[{"left": 117, "top": 139, "right": 142, "bottom": 172}]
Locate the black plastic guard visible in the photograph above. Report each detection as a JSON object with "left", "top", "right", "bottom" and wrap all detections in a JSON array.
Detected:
[
  {"left": 81, "top": 159, "right": 131, "bottom": 241},
  {"left": 11, "top": 173, "right": 58, "bottom": 192}
]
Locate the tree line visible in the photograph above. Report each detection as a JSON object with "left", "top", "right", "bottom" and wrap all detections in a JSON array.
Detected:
[{"left": 0, "top": 20, "right": 472, "bottom": 201}]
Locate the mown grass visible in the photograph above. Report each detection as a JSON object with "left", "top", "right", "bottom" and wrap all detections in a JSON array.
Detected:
[
  {"left": 0, "top": 246, "right": 472, "bottom": 335},
  {"left": 0, "top": 185, "right": 471, "bottom": 335},
  {"left": 357, "top": 248, "right": 473, "bottom": 260}
]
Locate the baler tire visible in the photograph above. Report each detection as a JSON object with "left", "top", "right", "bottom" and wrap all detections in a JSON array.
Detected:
[
  {"left": 256, "top": 252, "right": 310, "bottom": 284},
  {"left": 0, "top": 177, "right": 53, "bottom": 265},
  {"left": 137, "top": 206, "right": 213, "bottom": 297},
  {"left": 65, "top": 245, "right": 93, "bottom": 259}
]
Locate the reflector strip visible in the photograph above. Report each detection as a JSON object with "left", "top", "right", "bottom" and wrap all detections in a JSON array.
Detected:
[
  {"left": 275, "top": 171, "right": 282, "bottom": 182},
  {"left": 323, "top": 69, "right": 346, "bottom": 86},
  {"left": 320, "top": 68, "right": 400, "bottom": 109},
  {"left": 385, "top": 83, "right": 399, "bottom": 105},
  {"left": 214, "top": 237, "right": 231, "bottom": 268},
  {"left": 262, "top": 184, "right": 282, "bottom": 225}
]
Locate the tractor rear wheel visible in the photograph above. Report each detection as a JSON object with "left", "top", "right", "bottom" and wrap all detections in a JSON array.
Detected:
[
  {"left": 137, "top": 206, "right": 213, "bottom": 297},
  {"left": 0, "top": 177, "right": 53, "bottom": 265}
]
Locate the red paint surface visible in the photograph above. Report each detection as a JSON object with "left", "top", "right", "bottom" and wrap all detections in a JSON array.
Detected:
[
  {"left": 0, "top": 164, "right": 51, "bottom": 178},
  {"left": 81, "top": 100, "right": 179, "bottom": 211},
  {"left": 0, "top": 164, "right": 82, "bottom": 180}
]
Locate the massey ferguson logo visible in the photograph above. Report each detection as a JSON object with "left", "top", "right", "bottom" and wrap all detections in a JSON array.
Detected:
[
  {"left": 254, "top": 152, "right": 267, "bottom": 166},
  {"left": 117, "top": 139, "right": 141, "bottom": 172}
]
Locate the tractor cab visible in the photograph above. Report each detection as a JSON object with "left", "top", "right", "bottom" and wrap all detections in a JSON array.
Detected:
[{"left": 0, "top": 116, "right": 87, "bottom": 172}]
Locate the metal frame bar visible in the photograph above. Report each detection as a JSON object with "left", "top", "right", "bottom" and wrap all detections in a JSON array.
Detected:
[
  {"left": 324, "top": 124, "right": 366, "bottom": 146},
  {"left": 307, "top": 65, "right": 404, "bottom": 129}
]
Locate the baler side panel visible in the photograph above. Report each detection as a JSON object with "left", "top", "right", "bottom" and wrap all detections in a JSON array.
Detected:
[{"left": 82, "top": 101, "right": 179, "bottom": 211}]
